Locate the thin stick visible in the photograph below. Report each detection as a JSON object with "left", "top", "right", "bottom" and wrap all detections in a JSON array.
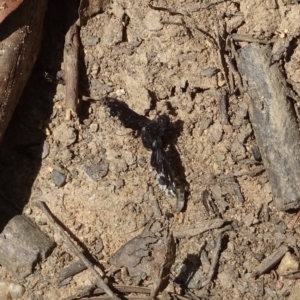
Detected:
[
  {"left": 287, "top": 211, "right": 300, "bottom": 230},
  {"left": 64, "top": 22, "right": 79, "bottom": 120},
  {"left": 198, "top": 234, "right": 223, "bottom": 288},
  {"left": 213, "top": 22, "right": 232, "bottom": 93},
  {"left": 59, "top": 259, "right": 87, "bottom": 284},
  {"left": 251, "top": 244, "right": 289, "bottom": 277},
  {"left": 224, "top": 54, "right": 245, "bottom": 94},
  {"left": 231, "top": 33, "right": 271, "bottom": 45},
  {"left": 36, "top": 201, "right": 120, "bottom": 300}
]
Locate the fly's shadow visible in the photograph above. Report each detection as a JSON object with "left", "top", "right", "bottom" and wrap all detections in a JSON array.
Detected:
[{"left": 104, "top": 97, "right": 185, "bottom": 202}]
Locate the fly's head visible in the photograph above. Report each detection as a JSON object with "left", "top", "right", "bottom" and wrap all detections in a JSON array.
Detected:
[{"left": 157, "top": 115, "right": 169, "bottom": 130}]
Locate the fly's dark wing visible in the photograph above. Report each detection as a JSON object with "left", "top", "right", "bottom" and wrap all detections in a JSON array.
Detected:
[
  {"left": 151, "top": 145, "right": 177, "bottom": 197},
  {"left": 104, "top": 98, "right": 149, "bottom": 130}
]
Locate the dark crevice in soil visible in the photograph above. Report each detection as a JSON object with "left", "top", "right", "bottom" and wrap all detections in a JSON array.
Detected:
[
  {"left": 181, "top": 80, "right": 189, "bottom": 93},
  {"left": 121, "top": 13, "right": 130, "bottom": 43},
  {"left": 191, "top": 87, "right": 207, "bottom": 100},
  {"left": 285, "top": 35, "right": 300, "bottom": 63}
]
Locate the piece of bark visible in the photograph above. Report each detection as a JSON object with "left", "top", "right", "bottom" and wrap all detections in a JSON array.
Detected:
[
  {"left": 109, "top": 220, "right": 176, "bottom": 295},
  {"left": 0, "top": 214, "right": 55, "bottom": 279},
  {"left": 0, "top": 0, "right": 48, "bottom": 143},
  {"left": 238, "top": 44, "right": 300, "bottom": 211}
]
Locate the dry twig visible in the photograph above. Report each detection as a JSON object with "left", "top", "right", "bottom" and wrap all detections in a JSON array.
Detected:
[
  {"left": 287, "top": 211, "right": 300, "bottom": 230},
  {"left": 231, "top": 33, "right": 271, "bottom": 44},
  {"left": 64, "top": 23, "right": 79, "bottom": 120},
  {"left": 198, "top": 234, "right": 223, "bottom": 288},
  {"left": 36, "top": 201, "right": 120, "bottom": 300},
  {"left": 224, "top": 54, "right": 245, "bottom": 94},
  {"left": 59, "top": 259, "right": 87, "bottom": 285},
  {"left": 252, "top": 244, "right": 289, "bottom": 277},
  {"left": 214, "top": 22, "right": 231, "bottom": 93}
]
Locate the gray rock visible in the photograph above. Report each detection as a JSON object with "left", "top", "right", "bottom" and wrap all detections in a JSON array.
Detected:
[
  {"left": 51, "top": 170, "right": 66, "bottom": 187},
  {"left": 84, "top": 160, "right": 109, "bottom": 181}
]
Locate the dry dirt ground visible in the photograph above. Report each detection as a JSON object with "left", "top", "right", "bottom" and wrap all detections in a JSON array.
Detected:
[{"left": 1, "top": 0, "right": 300, "bottom": 299}]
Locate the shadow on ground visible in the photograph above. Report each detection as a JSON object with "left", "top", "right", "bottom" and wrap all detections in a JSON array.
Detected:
[{"left": 0, "top": 0, "right": 68, "bottom": 231}]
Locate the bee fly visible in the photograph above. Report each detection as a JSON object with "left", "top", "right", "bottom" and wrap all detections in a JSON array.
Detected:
[{"left": 104, "top": 97, "right": 177, "bottom": 197}]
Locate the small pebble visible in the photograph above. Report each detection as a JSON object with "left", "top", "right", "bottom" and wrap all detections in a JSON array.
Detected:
[
  {"left": 53, "top": 123, "right": 76, "bottom": 146},
  {"left": 116, "top": 89, "right": 125, "bottom": 96},
  {"left": 0, "top": 281, "right": 25, "bottom": 299},
  {"left": 24, "top": 207, "right": 32, "bottom": 215},
  {"left": 86, "top": 36, "right": 99, "bottom": 46},
  {"left": 114, "top": 179, "right": 124, "bottom": 189},
  {"left": 90, "top": 122, "right": 99, "bottom": 132},
  {"left": 208, "top": 122, "right": 223, "bottom": 144},
  {"left": 275, "top": 281, "right": 284, "bottom": 290},
  {"left": 95, "top": 238, "right": 104, "bottom": 254},
  {"left": 42, "top": 141, "right": 50, "bottom": 159},
  {"left": 137, "top": 157, "right": 147, "bottom": 167},
  {"left": 251, "top": 145, "right": 262, "bottom": 161},
  {"left": 100, "top": 147, "right": 107, "bottom": 155},
  {"left": 74, "top": 222, "right": 82, "bottom": 231},
  {"left": 122, "top": 151, "right": 136, "bottom": 166},
  {"left": 244, "top": 212, "right": 255, "bottom": 227},
  {"left": 278, "top": 252, "right": 300, "bottom": 276},
  {"left": 84, "top": 160, "right": 109, "bottom": 181},
  {"left": 51, "top": 169, "right": 66, "bottom": 187},
  {"left": 143, "top": 10, "right": 163, "bottom": 31}
]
